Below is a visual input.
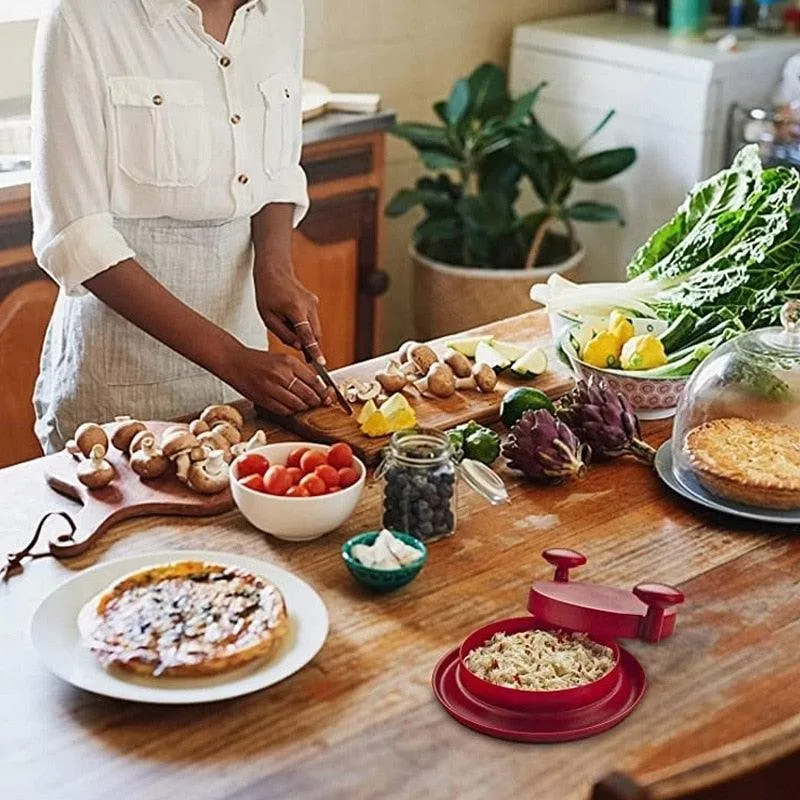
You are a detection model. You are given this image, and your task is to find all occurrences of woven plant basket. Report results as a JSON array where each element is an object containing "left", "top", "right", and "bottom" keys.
[{"left": 411, "top": 244, "right": 584, "bottom": 341}]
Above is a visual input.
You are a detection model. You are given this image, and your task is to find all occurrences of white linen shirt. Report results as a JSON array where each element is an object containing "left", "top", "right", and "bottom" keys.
[{"left": 31, "top": 0, "right": 309, "bottom": 296}]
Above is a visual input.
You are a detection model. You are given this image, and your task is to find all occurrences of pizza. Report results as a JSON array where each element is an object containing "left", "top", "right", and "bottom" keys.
[
  {"left": 685, "top": 418, "right": 800, "bottom": 510},
  {"left": 78, "top": 561, "right": 288, "bottom": 677}
]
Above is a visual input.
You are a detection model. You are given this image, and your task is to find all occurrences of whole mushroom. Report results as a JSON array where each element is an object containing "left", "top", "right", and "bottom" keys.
[
  {"left": 130, "top": 434, "right": 169, "bottom": 479},
  {"left": 444, "top": 349, "right": 472, "bottom": 379},
  {"left": 189, "top": 419, "right": 210, "bottom": 436},
  {"left": 211, "top": 421, "right": 242, "bottom": 446},
  {"left": 396, "top": 342, "right": 438, "bottom": 377},
  {"left": 187, "top": 450, "right": 230, "bottom": 495},
  {"left": 161, "top": 429, "right": 201, "bottom": 483},
  {"left": 110, "top": 417, "right": 147, "bottom": 452},
  {"left": 455, "top": 363, "right": 498, "bottom": 394},
  {"left": 77, "top": 444, "right": 115, "bottom": 490},
  {"left": 74, "top": 422, "right": 109, "bottom": 458},
  {"left": 200, "top": 404, "right": 244, "bottom": 431},
  {"left": 128, "top": 429, "right": 153, "bottom": 455},
  {"left": 375, "top": 367, "right": 408, "bottom": 395},
  {"left": 414, "top": 362, "right": 456, "bottom": 398},
  {"left": 198, "top": 429, "right": 233, "bottom": 463}
]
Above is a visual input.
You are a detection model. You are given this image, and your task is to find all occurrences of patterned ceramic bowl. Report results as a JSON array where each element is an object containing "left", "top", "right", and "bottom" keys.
[
  {"left": 558, "top": 321, "right": 688, "bottom": 421},
  {"left": 342, "top": 531, "right": 427, "bottom": 593}
]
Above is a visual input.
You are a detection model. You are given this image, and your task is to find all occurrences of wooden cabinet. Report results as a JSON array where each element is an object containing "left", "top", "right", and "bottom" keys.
[{"left": 0, "top": 127, "right": 390, "bottom": 466}]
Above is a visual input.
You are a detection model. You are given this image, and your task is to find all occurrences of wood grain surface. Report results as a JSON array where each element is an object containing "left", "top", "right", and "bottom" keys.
[
  {"left": 272, "top": 312, "right": 574, "bottom": 464},
  {"left": 1, "top": 313, "right": 799, "bottom": 800},
  {"left": 43, "top": 421, "right": 233, "bottom": 559}
]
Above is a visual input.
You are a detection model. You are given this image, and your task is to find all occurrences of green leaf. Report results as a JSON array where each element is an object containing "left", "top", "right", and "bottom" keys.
[
  {"left": 446, "top": 79, "right": 471, "bottom": 125},
  {"left": 478, "top": 151, "right": 522, "bottom": 199},
  {"left": 573, "top": 110, "right": 616, "bottom": 154},
  {"left": 467, "top": 63, "right": 509, "bottom": 122},
  {"left": 433, "top": 101, "right": 449, "bottom": 124},
  {"left": 414, "top": 215, "right": 462, "bottom": 245},
  {"left": 420, "top": 150, "right": 462, "bottom": 170},
  {"left": 568, "top": 201, "right": 625, "bottom": 225},
  {"left": 506, "top": 82, "right": 546, "bottom": 126},
  {"left": 574, "top": 148, "right": 636, "bottom": 182},
  {"left": 457, "top": 192, "right": 515, "bottom": 238},
  {"left": 518, "top": 210, "right": 550, "bottom": 235},
  {"left": 385, "top": 188, "right": 453, "bottom": 217},
  {"left": 390, "top": 122, "right": 451, "bottom": 152}
]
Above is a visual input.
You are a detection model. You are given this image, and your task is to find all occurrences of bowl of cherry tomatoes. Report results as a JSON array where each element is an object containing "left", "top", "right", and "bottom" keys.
[{"left": 230, "top": 441, "right": 366, "bottom": 541}]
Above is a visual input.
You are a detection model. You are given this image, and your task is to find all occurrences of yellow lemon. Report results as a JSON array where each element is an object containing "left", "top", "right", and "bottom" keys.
[
  {"left": 582, "top": 330, "right": 623, "bottom": 369},
  {"left": 620, "top": 334, "right": 668, "bottom": 371},
  {"left": 357, "top": 399, "right": 378, "bottom": 425},
  {"left": 608, "top": 310, "right": 635, "bottom": 345},
  {"left": 360, "top": 410, "right": 391, "bottom": 438}
]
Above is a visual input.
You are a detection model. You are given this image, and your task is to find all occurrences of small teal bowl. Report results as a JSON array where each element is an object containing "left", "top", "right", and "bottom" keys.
[{"left": 341, "top": 531, "right": 427, "bottom": 593}]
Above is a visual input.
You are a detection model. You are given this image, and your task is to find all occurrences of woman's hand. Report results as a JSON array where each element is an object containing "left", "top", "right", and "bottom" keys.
[
  {"left": 225, "top": 346, "right": 332, "bottom": 416},
  {"left": 255, "top": 264, "right": 326, "bottom": 365}
]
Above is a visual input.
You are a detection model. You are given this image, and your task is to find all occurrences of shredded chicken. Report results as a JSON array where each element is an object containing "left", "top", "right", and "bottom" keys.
[{"left": 464, "top": 629, "right": 614, "bottom": 691}]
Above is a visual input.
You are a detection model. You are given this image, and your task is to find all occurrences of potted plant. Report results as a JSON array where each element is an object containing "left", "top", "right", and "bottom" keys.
[{"left": 387, "top": 63, "right": 637, "bottom": 340}]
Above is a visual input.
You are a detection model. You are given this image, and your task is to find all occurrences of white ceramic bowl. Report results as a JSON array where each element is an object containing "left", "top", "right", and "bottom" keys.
[{"left": 230, "top": 442, "right": 366, "bottom": 542}]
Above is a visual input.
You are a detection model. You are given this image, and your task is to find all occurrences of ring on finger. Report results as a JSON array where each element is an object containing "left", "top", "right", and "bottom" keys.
[
  {"left": 287, "top": 376, "right": 299, "bottom": 392},
  {"left": 293, "top": 320, "right": 311, "bottom": 329}
]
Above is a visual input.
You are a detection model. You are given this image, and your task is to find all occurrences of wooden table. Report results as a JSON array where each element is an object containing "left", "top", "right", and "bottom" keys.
[{"left": 2, "top": 314, "right": 799, "bottom": 800}]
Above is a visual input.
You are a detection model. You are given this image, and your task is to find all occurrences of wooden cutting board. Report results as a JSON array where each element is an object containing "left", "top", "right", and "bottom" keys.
[
  {"left": 265, "top": 312, "right": 573, "bottom": 465},
  {"left": 43, "top": 421, "right": 233, "bottom": 559}
]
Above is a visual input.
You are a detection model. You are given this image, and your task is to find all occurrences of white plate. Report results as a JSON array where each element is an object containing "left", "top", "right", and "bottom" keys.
[{"left": 31, "top": 550, "right": 329, "bottom": 704}]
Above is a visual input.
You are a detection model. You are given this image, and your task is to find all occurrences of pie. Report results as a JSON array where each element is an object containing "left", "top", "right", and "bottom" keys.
[
  {"left": 684, "top": 418, "right": 800, "bottom": 510},
  {"left": 78, "top": 561, "right": 288, "bottom": 677}
]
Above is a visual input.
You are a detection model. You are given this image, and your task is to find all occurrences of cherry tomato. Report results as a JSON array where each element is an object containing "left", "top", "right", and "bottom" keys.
[
  {"left": 327, "top": 442, "right": 354, "bottom": 470},
  {"left": 239, "top": 473, "right": 266, "bottom": 492},
  {"left": 286, "top": 447, "right": 310, "bottom": 469},
  {"left": 300, "top": 450, "right": 328, "bottom": 474},
  {"left": 287, "top": 467, "right": 303, "bottom": 486},
  {"left": 314, "top": 464, "right": 340, "bottom": 488},
  {"left": 337, "top": 467, "right": 359, "bottom": 488},
  {"left": 326, "top": 486, "right": 342, "bottom": 494},
  {"left": 237, "top": 453, "right": 270, "bottom": 478},
  {"left": 286, "top": 485, "right": 310, "bottom": 498},
  {"left": 263, "top": 465, "right": 293, "bottom": 496},
  {"left": 299, "top": 473, "right": 326, "bottom": 496}
]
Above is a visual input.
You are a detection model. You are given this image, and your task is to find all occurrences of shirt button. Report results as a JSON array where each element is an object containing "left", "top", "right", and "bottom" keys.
[
  {"left": 219, "top": 56, "right": 231, "bottom": 68},
  {"left": 230, "top": 113, "right": 242, "bottom": 125},
  {"left": 237, "top": 174, "right": 249, "bottom": 185},
  {"left": 152, "top": 94, "right": 164, "bottom": 106}
]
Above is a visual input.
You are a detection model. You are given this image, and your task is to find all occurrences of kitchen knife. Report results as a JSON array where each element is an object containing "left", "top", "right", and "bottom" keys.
[{"left": 304, "top": 348, "right": 353, "bottom": 415}]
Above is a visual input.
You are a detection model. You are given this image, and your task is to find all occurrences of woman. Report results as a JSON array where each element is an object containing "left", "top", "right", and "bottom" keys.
[{"left": 31, "top": 0, "right": 330, "bottom": 453}]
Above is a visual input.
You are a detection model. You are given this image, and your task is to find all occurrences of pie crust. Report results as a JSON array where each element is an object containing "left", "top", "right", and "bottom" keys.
[
  {"left": 78, "top": 561, "right": 288, "bottom": 677},
  {"left": 685, "top": 418, "right": 800, "bottom": 510}
]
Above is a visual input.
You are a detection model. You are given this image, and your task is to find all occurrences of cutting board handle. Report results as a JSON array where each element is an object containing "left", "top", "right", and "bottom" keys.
[{"left": 47, "top": 501, "right": 121, "bottom": 558}]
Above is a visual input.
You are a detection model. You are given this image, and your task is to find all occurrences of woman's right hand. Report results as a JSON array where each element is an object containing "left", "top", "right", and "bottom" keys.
[{"left": 226, "top": 347, "right": 332, "bottom": 416}]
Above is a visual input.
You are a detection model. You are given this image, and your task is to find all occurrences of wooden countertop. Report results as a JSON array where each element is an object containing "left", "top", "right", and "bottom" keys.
[{"left": 1, "top": 312, "right": 799, "bottom": 800}]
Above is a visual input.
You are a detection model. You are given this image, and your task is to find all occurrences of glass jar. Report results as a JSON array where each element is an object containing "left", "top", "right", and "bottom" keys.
[{"left": 377, "top": 429, "right": 508, "bottom": 543}]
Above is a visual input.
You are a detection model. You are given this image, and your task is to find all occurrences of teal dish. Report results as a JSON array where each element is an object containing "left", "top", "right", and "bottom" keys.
[{"left": 342, "top": 531, "right": 427, "bottom": 593}]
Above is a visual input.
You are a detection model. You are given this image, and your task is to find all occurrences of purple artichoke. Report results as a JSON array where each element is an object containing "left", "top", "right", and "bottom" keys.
[
  {"left": 502, "top": 409, "right": 591, "bottom": 484},
  {"left": 556, "top": 376, "right": 656, "bottom": 464}
]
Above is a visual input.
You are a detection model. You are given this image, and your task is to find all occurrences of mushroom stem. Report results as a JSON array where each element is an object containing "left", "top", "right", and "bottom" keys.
[
  {"left": 414, "top": 362, "right": 456, "bottom": 398},
  {"left": 454, "top": 363, "right": 498, "bottom": 393},
  {"left": 187, "top": 450, "right": 230, "bottom": 494},
  {"left": 77, "top": 444, "right": 115, "bottom": 490}
]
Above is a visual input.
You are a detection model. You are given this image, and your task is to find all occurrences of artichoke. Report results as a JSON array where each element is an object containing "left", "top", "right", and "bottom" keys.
[
  {"left": 502, "top": 409, "right": 591, "bottom": 484},
  {"left": 556, "top": 376, "right": 656, "bottom": 464}
]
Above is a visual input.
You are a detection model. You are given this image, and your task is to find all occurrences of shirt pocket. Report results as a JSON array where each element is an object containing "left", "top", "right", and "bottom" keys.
[
  {"left": 108, "top": 76, "right": 210, "bottom": 188},
  {"left": 258, "top": 72, "right": 301, "bottom": 177}
]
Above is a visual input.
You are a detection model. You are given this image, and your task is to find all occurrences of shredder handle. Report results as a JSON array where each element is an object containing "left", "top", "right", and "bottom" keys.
[
  {"left": 542, "top": 548, "right": 587, "bottom": 583},
  {"left": 634, "top": 583, "right": 685, "bottom": 643}
]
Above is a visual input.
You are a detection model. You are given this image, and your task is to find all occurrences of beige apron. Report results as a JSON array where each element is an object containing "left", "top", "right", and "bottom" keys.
[{"left": 34, "top": 216, "right": 264, "bottom": 454}]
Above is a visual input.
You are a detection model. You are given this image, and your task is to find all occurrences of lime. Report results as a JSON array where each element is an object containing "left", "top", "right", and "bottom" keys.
[{"left": 500, "top": 387, "right": 555, "bottom": 428}]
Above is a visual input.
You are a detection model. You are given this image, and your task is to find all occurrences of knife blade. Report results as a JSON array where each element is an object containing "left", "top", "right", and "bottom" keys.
[{"left": 304, "top": 349, "right": 353, "bottom": 415}]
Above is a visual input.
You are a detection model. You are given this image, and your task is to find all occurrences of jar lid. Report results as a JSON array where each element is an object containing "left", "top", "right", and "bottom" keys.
[{"left": 458, "top": 459, "right": 509, "bottom": 505}]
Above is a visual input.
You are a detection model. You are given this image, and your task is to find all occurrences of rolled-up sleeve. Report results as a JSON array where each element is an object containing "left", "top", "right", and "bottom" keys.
[{"left": 31, "top": 6, "right": 135, "bottom": 296}]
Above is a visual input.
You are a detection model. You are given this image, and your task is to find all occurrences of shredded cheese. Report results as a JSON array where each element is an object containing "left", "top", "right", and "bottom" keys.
[{"left": 464, "top": 629, "right": 614, "bottom": 691}]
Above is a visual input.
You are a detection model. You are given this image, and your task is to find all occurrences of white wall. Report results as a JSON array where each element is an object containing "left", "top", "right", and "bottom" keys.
[{"left": 0, "top": 20, "right": 36, "bottom": 101}]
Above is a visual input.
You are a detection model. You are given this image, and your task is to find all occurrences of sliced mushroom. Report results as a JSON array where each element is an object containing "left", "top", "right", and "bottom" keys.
[
  {"left": 200, "top": 404, "right": 244, "bottom": 430},
  {"left": 110, "top": 417, "right": 147, "bottom": 452},
  {"left": 455, "top": 362, "right": 498, "bottom": 393},
  {"left": 187, "top": 450, "right": 230, "bottom": 495},
  {"left": 74, "top": 423, "right": 109, "bottom": 458},
  {"left": 130, "top": 434, "right": 169, "bottom": 479},
  {"left": 189, "top": 419, "right": 210, "bottom": 436},
  {"left": 356, "top": 381, "right": 382, "bottom": 402},
  {"left": 77, "top": 444, "right": 115, "bottom": 490},
  {"left": 414, "top": 362, "right": 456, "bottom": 398},
  {"left": 211, "top": 421, "right": 242, "bottom": 446},
  {"left": 231, "top": 430, "right": 268, "bottom": 457},
  {"left": 444, "top": 349, "right": 472, "bottom": 379}
]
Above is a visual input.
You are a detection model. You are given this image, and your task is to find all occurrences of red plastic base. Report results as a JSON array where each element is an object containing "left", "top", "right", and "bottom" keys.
[{"left": 432, "top": 645, "right": 646, "bottom": 743}]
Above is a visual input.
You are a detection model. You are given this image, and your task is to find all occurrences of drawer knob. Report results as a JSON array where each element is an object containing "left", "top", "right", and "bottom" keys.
[{"left": 362, "top": 270, "right": 390, "bottom": 297}]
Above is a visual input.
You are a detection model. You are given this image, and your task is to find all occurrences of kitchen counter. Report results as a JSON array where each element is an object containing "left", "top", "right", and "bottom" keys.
[{"left": 1, "top": 311, "right": 799, "bottom": 800}]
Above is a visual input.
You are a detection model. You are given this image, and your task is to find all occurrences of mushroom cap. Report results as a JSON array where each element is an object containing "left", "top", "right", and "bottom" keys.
[
  {"left": 200, "top": 404, "right": 244, "bottom": 430},
  {"left": 472, "top": 362, "right": 498, "bottom": 392},
  {"left": 426, "top": 362, "right": 456, "bottom": 398},
  {"left": 110, "top": 419, "right": 147, "bottom": 451},
  {"left": 212, "top": 421, "right": 242, "bottom": 445},
  {"left": 77, "top": 444, "right": 115, "bottom": 489},
  {"left": 189, "top": 419, "right": 210, "bottom": 436},
  {"left": 375, "top": 370, "right": 407, "bottom": 393},
  {"left": 409, "top": 344, "right": 439, "bottom": 374},
  {"left": 444, "top": 350, "right": 472, "bottom": 378},
  {"left": 74, "top": 423, "right": 109, "bottom": 458},
  {"left": 161, "top": 429, "right": 201, "bottom": 459},
  {"left": 187, "top": 451, "right": 230, "bottom": 494},
  {"left": 128, "top": 429, "right": 154, "bottom": 454},
  {"left": 130, "top": 441, "right": 169, "bottom": 479},
  {"left": 398, "top": 340, "right": 420, "bottom": 363}
]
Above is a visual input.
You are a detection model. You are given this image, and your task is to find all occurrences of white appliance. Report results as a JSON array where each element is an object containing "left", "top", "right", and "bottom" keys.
[{"left": 510, "top": 12, "right": 800, "bottom": 281}]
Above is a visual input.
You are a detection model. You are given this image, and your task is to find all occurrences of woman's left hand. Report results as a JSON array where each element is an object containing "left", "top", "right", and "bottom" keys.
[{"left": 255, "top": 263, "right": 326, "bottom": 365}]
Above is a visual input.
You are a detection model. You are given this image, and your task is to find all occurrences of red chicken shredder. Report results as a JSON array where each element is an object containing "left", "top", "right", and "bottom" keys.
[{"left": 432, "top": 547, "right": 685, "bottom": 743}]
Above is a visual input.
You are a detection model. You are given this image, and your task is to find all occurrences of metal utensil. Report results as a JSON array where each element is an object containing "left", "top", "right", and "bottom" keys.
[{"left": 304, "top": 348, "right": 353, "bottom": 415}]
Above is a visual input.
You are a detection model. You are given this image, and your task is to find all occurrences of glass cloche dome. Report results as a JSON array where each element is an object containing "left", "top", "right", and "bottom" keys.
[{"left": 671, "top": 301, "right": 800, "bottom": 510}]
